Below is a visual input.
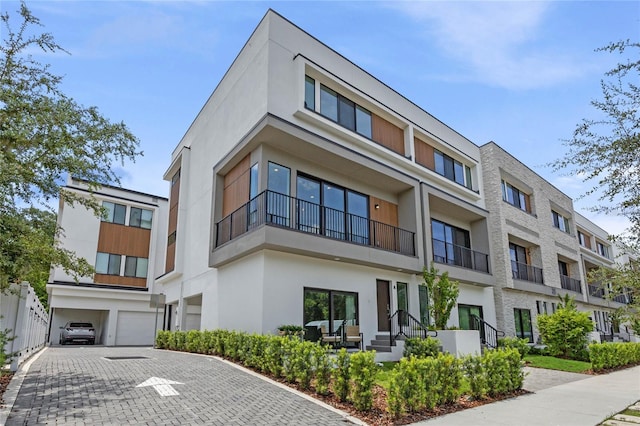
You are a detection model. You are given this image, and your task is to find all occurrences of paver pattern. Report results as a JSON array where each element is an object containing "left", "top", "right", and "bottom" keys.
[{"left": 6, "top": 347, "right": 354, "bottom": 425}]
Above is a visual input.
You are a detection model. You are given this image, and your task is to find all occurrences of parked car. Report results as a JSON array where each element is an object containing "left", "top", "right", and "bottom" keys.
[{"left": 59, "top": 322, "right": 96, "bottom": 345}]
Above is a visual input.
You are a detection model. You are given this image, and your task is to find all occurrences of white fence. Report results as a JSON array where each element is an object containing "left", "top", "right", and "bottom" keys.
[{"left": 1, "top": 282, "right": 48, "bottom": 371}]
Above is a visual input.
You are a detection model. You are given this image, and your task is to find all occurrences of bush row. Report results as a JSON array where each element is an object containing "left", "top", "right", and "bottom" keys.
[
  {"left": 403, "top": 337, "right": 441, "bottom": 358},
  {"left": 387, "top": 348, "right": 524, "bottom": 418},
  {"left": 155, "top": 330, "right": 377, "bottom": 411},
  {"left": 589, "top": 342, "right": 640, "bottom": 371}
]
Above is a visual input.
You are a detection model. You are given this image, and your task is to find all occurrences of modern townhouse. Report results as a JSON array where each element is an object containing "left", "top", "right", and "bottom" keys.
[
  {"left": 480, "top": 142, "right": 633, "bottom": 343},
  {"left": 155, "top": 9, "right": 497, "bottom": 358},
  {"left": 47, "top": 177, "right": 168, "bottom": 346}
]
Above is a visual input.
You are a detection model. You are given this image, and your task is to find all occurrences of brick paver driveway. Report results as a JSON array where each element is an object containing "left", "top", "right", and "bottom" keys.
[{"left": 6, "top": 347, "right": 356, "bottom": 425}]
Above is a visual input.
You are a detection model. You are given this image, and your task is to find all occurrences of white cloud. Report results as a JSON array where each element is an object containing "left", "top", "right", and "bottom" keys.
[{"left": 389, "top": 1, "right": 586, "bottom": 90}]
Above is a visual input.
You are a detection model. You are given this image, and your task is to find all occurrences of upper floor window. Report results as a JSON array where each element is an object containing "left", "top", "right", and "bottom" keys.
[
  {"left": 171, "top": 169, "right": 181, "bottom": 186},
  {"left": 95, "top": 252, "right": 121, "bottom": 275},
  {"left": 124, "top": 256, "right": 148, "bottom": 278},
  {"left": 578, "top": 231, "right": 586, "bottom": 246},
  {"left": 129, "top": 207, "right": 153, "bottom": 229},
  {"left": 102, "top": 201, "right": 126, "bottom": 225},
  {"left": 318, "top": 83, "right": 372, "bottom": 138},
  {"left": 431, "top": 219, "right": 470, "bottom": 265},
  {"left": 304, "top": 76, "right": 315, "bottom": 110},
  {"left": 552, "top": 210, "right": 570, "bottom": 234},
  {"left": 501, "top": 180, "right": 530, "bottom": 213},
  {"left": 596, "top": 242, "right": 610, "bottom": 258},
  {"left": 434, "top": 150, "right": 472, "bottom": 189}
]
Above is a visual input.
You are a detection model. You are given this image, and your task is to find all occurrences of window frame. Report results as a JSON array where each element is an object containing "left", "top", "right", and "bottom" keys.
[
  {"left": 552, "top": 210, "right": 570, "bottom": 234},
  {"left": 501, "top": 180, "right": 530, "bottom": 212},
  {"left": 129, "top": 207, "right": 153, "bottom": 229},
  {"left": 124, "top": 256, "right": 148, "bottom": 278},
  {"left": 303, "top": 287, "right": 359, "bottom": 340},
  {"left": 317, "top": 82, "right": 372, "bottom": 139},
  {"left": 95, "top": 252, "right": 121, "bottom": 275},
  {"left": 102, "top": 201, "right": 126, "bottom": 225},
  {"left": 433, "top": 149, "right": 471, "bottom": 188},
  {"left": 514, "top": 308, "right": 533, "bottom": 342}
]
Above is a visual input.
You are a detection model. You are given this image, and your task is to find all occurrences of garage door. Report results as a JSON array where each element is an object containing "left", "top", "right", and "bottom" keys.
[{"left": 115, "top": 311, "right": 156, "bottom": 346}]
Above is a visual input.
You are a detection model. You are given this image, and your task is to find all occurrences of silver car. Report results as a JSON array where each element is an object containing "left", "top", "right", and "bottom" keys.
[{"left": 59, "top": 322, "right": 96, "bottom": 345}]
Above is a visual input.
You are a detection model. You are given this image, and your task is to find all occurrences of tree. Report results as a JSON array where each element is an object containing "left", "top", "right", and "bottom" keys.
[
  {"left": 537, "top": 294, "right": 593, "bottom": 360},
  {"left": 0, "top": 2, "right": 141, "bottom": 297},
  {"left": 422, "top": 265, "right": 459, "bottom": 329},
  {"left": 553, "top": 40, "right": 640, "bottom": 248},
  {"left": 588, "top": 264, "right": 640, "bottom": 334}
]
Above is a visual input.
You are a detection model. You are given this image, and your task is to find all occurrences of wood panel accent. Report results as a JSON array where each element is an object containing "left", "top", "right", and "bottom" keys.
[
  {"left": 414, "top": 137, "right": 435, "bottom": 170},
  {"left": 222, "top": 155, "right": 251, "bottom": 217},
  {"left": 97, "top": 222, "right": 151, "bottom": 257},
  {"left": 372, "top": 114, "right": 404, "bottom": 155},
  {"left": 584, "top": 234, "right": 592, "bottom": 249},
  {"left": 165, "top": 242, "right": 176, "bottom": 273},
  {"left": 370, "top": 197, "right": 398, "bottom": 227},
  {"left": 94, "top": 274, "right": 147, "bottom": 288},
  {"left": 524, "top": 194, "right": 532, "bottom": 214},
  {"left": 166, "top": 169, "right": 180, "bottom": 273}
]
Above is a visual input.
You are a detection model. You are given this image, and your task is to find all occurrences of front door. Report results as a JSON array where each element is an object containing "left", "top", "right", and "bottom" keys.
[{"left": 376, "top": 280, "right": 390, "bottom": 331}]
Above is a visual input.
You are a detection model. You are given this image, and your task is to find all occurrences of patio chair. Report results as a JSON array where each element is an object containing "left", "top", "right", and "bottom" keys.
[
  {"left": 320, "top": 325, "right": 341, "bottom": 348},
  {"left": 345, "top": 325, "right": 363, "bottom": 350}
]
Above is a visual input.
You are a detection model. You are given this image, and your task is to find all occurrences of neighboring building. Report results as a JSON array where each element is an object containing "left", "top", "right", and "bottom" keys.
[
  {"left": 155, "top": 9, "right": 497, "bottom": 355},
  {"left": 47, "top": 177, "right": 168, "bottom": 346},
  {"left": 480, "top": 142, "right": 629, "bottom": 342}
]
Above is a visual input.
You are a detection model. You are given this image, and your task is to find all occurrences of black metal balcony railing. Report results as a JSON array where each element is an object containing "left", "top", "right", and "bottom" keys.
[
  {"left": 432, "top": 239, "right": 490, "bottom": 273},
  {"left": 588, "top": 284, "right": 605, "bottom": 299},
  {"left": 511, "top": 260, "right": 544, "bottom": 284},
  {"left": 215, "top": 190, "right": 416, "bottom": 256},
  {"left": 613, "top": 294, "right": 629, "bottom": 304},
  {"left": 560, "top": 275, "right": 582, "bottom": 293}
]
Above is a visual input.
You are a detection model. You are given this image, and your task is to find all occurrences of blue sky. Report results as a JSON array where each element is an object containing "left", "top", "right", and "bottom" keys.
[{"left": 4, "top": 1, "right": 638, "bottom": 235}]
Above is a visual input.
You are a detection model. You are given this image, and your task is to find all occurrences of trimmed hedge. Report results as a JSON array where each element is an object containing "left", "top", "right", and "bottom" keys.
[
  {"left": 388, "top": 348, "right": 524, "bottom": 417},
  {"left": 403, "top": 336, "right": 441, "bottom": 358},
  {"left": 497, "top": 337, "right": 530, "bottom": 358},
  {"left": 589, "top": 342, "right": 640, "bottom": 371},
  {"left": 156, "top": 329, "right": 377, "bottom": 411}
]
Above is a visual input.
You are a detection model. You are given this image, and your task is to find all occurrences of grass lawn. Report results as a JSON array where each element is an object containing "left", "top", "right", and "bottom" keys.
[
  {"left": 524, "top": 354, "right": 591, "bottom": 373},
  {"left": 375, "top": 361, "right": 396, "bottom": 390}
]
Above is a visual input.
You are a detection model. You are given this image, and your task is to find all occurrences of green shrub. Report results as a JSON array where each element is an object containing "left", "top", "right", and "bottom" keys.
[
  {"left": 589, "top": 342, "right": 640, "bottom": 371},
  {"left": 155, "top": 330, "right": 170, "bottom": 349},
  {"left": 434, "top": 353, "right": 463, "bottom": 404},
  {"left": 313, "top": 344, "right": 332, "bottom": 395},
  {"left": 264, "top": 336, "right": 284, "bottom": 378},
  {"left": 387, "top": 357, "right": 428, "bottom": 416},
  {"left": 537, "top": 297, "right": 593, "bottom": 360},
  {"left": 463, "top": 354, "right": 488, "bottom": 399},
  {"left": 484, "top": 348, "right": 524, "bottom": 396},
  {"left": 293, "top": 341, "right": 315, "bottom": 389},
  {"left": 403, "top": 337, "right": 440, "bottom": 358},
  {"left": 349, "top": 351, "right": 377, "bottom": 411},
  {"left": 185, "top": 330, "right": 202, "bottom": 353},
  {"left": 333, "top": 348, "right": 351, "bottom": 402},
  {"left": 281, "top": 336, "right": 299, "bottom": 383},
  {"left": 497, "top": 337, "right": 530, "bottom": 358}
]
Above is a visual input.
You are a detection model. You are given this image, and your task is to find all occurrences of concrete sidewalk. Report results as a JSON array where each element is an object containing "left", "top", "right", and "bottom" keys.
[{"left": 415, "top": 365, "right": 640, "bottom": 425}]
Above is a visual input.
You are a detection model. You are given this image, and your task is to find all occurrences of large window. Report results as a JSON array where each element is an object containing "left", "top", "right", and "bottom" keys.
[
  {"left": 319, "top": 83, "right": 372, "bottom": 138},
  {"left": 514, "top": 308, "right": 533, "bottom": 342},
  {"left": 431, "top": 219, "right": 471, "bottom": 267},
  {"left": 296, "top": 174, "right": 369, "bottom": 243},
  {"left": 418, "top": 285, "right": 429, "bottom": 325},
  {"left": 552, "top": 210, "right": 570, "bottom": 233},
  {"left": 129, "top": 207, "right": 153, "bottom": 229},
  {"left": 267, "top": 162, "right": 290, "bottom": 226},
  {"left": 501, "top": 180, "right": 530, "bottom": 212},
  {"left": 558, "top": 260, "right": 569, "bottom": 277},
  {"left": 434, "top": 150, "right": 472, "bottom": 189},
  {"left": 596, "top": 242, "right": 610, "bottom": 258},
  {"left": 124, "top": 256, "right": 148, "bottom": 278},
  {"left": 102, "top": 201, "right": 126, "bottom": 225},
  {"left": 458, "top": 304, "right": 484, "bottom": 341},
  {"left": 303, "top": 288, "right": 358, "bottom": 342},
  {"left": 95, "top": 252, "right": 121, "bottom": 275}
]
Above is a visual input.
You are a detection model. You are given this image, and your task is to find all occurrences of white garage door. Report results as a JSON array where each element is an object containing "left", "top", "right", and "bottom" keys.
[{"left": 115, "top": 311, "right": 156, "bottom": 346}]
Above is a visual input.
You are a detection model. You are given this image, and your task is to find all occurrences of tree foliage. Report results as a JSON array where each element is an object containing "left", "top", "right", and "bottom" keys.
[
  {"left": 422, "top": 265, "right": 459, "bottom": 329},
  {"left": 553, "top": 40, "right": 640, "bottom": 247},
  {"left": 588, "top": 263, "right": 640, "bottom": 333},
  {"left": 537, "top": 295, "right": 593, "bottom": 360},
  {"left": 0, "top": 2, "right": 141, "bottom": 296}
]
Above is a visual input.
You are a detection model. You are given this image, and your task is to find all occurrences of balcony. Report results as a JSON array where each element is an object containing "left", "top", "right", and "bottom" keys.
[
  {"left": 612, "top": 293, "right": 629, "bottom": 304},
  {"left": 432, "top": 239, "right": 490, "bottom": 273},
  {"left": 511, "top": 261, "right": 544, "bottom": 284},
  {"left": 588, "top": 283, "right": 605, "bottom": 299},
  {"left": 215, "top": 190, "right": 415, "bottom": 256},
  {"left": 560, "top": 275, "right": 582, "bottom": 293}
]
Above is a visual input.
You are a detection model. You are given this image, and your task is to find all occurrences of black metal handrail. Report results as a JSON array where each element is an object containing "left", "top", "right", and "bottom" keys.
[
  {"left": 470, "top": 314, "right": 504, "bottom": 349},
  {"left": 215, "top": 190, "right": 416, "bottom": 256},
  {"left": 388, "top": 310, "right": 437, "bottom": 346},
  {"left": 432, "top": 238, "right": 490, "bottom": 273},
  {"left": 612, "top": 293, "right": 629, "bottom": 304},
  {"left": 588, "top": 283, "right": 605, "bottom": 299},
  {"left": 560, "top": 275, "right": 582, "bottom": 293},
  {"left": 511, "top": 260, "right": 544, "bottom": 284}
]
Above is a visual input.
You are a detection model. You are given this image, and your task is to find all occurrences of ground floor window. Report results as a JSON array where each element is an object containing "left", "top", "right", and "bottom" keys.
[
  {"left": 303, "top": 288, "right": 358, "bottom": 342},
  {"left": 514, "top": 308, "right": 533, "bottom": 342},
  {"left": 458, "top": 304, "right": 484, "bottom": 342},
  {"left": 418, "top": 285, "right": 429, "bottom": 325}
]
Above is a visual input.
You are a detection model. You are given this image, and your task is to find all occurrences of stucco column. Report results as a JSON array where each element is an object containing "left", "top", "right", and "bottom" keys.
[{"left": 105, "top": 310, "right": 118, "bottom": 346}]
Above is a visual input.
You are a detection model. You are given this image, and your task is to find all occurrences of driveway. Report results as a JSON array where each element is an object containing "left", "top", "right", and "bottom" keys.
[{"left": 4, "top": 346, "right": 359, "bottom": 425}]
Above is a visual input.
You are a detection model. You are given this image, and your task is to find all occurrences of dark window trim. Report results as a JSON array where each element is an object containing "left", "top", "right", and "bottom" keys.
[{"left": 303, "top": 286, "right": 360, "bottom": 336}]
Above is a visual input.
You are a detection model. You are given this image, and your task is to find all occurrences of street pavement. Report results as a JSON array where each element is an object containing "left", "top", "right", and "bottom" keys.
[{"left": 2, "top": 346, "right": 360, "bottom": 425}]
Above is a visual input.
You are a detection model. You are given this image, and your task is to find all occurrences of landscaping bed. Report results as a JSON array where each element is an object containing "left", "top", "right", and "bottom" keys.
[{"left": 0, "top": 372, "right": 14, "bottom": 407}]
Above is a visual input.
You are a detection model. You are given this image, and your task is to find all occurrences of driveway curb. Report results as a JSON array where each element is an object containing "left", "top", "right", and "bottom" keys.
[{"left": 0, "top": 347, "right": 47, "bottom": 426}]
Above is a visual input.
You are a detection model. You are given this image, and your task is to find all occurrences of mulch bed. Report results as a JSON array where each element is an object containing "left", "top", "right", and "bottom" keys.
[{"left": 0, "top": 372, "right": 14, "bottom": 407}]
